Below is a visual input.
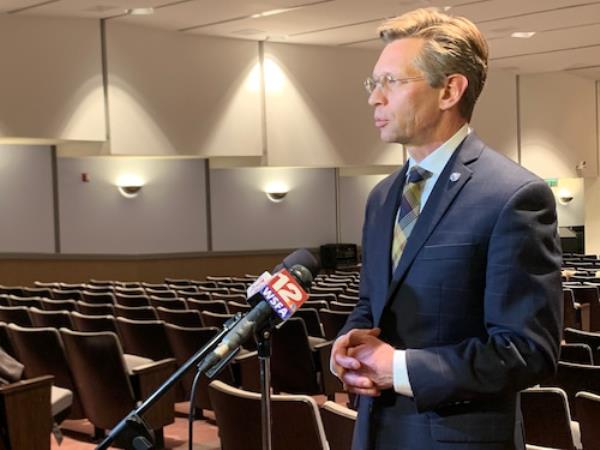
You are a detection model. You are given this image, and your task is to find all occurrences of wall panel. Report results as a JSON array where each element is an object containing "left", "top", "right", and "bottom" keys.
[
  {"left": 0, "top": 145, "right": 55, "bottom": 253},
  {"left": 58, "top": 157, "right": 208, "bottom": 254},
  {"left": 210, "top": 167, "right": 336, "bottom": 251}
]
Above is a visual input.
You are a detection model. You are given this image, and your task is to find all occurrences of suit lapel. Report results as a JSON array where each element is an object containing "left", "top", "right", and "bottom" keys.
[{"left": 385, "top": 134, "right": 484, "bottom": 305}]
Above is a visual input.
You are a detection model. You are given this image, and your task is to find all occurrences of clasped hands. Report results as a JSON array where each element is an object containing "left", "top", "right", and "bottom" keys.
[{"left": 331, "top": 327, "right": 395, "bottom": 396}]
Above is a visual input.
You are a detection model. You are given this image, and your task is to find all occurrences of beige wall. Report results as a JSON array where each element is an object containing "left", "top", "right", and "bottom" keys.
[{"left": 0, "top": 16, "right": 105, "bottom": 141}]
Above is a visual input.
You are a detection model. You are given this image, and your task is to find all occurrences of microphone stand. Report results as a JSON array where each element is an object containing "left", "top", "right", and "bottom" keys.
[
  {"left": 256, "top": 327, "right": 274, "bottom": 450},
  {"left": 95, "top": 314, "right": 244, "bottom": 450}
]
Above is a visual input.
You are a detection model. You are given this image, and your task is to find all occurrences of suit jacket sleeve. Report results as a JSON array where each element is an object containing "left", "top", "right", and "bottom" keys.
[{"left": 406, "top": 179, "right": 562, "bottom": 412}]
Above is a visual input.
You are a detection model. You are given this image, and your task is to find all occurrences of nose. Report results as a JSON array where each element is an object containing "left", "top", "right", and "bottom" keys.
[{"left": 368, "top": 87, "right": 385, "bottom": 107}]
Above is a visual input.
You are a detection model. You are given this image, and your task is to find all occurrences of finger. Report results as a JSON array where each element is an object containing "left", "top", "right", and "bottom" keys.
[
  {"left": 347, "top": 330, "right": 381, "bottom": 347},
  {"left": 345, "top": 386, "right": 381, "bottom": 397},
  {"left": 341, "top": 370, "right": 373, "bottom": 389},
  {"left": 335, "top": 353, "right": 361, "bottom": 370}
]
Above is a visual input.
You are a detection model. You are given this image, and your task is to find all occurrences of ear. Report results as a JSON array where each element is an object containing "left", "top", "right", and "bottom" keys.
[{"left": 438, "top": 74, "right": 468, "bottom": 112}]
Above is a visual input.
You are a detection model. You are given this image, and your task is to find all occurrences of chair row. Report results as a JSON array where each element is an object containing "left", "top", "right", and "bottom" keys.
[
  {"left": 3, "top": 323, "right": 176, "bottom": 443},
  {"left": 0, "top": 301, "right": 351, "bottom": 342}
]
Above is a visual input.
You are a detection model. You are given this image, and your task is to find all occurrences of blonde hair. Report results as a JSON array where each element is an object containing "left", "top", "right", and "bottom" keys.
[{"left": 379, "top": 8, "right": 488, "bottom": 120}]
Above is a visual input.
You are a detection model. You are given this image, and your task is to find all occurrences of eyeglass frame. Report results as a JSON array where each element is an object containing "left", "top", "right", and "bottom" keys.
[{"left": 363, "top": 74, "right": 426, "bottom": 94}]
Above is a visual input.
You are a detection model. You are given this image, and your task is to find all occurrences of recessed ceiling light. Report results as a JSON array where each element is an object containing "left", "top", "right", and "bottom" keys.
[
  {"left": 443, "top": 6, "right": 452, "bottom": 11},
  {"left": 250, "top": 8, "right": 291, "bottom": 18},
  {"left": 126, "top": 7, "right": 155, "bottom": 16},
  {"left": 511, "top": 31, "right": 536, "bottom": 39}
]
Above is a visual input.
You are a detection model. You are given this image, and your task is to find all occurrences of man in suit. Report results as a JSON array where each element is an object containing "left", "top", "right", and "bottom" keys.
[{"left": 331, "top": 8, "right": 562, "bottom": 450}]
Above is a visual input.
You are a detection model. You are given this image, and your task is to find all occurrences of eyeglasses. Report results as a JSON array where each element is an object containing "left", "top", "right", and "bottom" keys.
[{"left": 363, "top": 74, "right": 425, "bottom": 94}]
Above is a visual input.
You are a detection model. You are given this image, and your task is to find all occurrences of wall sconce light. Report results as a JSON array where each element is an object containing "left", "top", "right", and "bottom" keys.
[
  {"left": 264, "top": 181, "right": 289, "bottom": 203},
  {"left": 116, "top": 174, "right": 144, "bottom": 198},
  {"left": 558, "top": 187, "right": 574, "bottom": 205}
]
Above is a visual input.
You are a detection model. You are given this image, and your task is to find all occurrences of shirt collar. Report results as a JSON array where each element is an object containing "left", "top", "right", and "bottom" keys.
[{"left": 406, "top": 124, "right": 470, "bottom": 177}]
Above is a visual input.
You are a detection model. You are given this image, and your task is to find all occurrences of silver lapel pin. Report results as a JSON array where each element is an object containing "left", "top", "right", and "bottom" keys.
[{"left": 449, "top": 172, "right": 461, "bottom": 182}]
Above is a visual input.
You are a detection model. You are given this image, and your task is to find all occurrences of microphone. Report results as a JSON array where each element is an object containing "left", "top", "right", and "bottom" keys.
[{"left": 198, "top": 251, "right": 319, "bottom": 373}]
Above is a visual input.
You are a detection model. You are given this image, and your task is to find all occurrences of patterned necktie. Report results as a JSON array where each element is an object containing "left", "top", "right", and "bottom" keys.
[{"left": 391, "top": 165, "right": 432, "bottom": 269}]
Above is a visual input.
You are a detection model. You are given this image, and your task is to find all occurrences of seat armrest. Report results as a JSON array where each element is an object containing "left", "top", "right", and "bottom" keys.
[
  {"left": 130, "top": 358, "right": 176, "bottom": 376},
  {"left": 313, "top": 340, "right": 334, "bottom": 351},
  {"left": 130, "top": 359, "right": 177, "bottom": 431}
]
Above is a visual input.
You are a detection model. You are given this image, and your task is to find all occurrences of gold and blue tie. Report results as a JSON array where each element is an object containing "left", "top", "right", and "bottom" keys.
[{"left": 391, "top": 166, "right": 432, "bottom": 269}]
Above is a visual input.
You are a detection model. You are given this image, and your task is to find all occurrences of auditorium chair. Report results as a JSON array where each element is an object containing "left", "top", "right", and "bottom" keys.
[
  {"left": 7, "top": 296, "right": 44, "bottom": 309},
  {"left": 60, "top": 328, "right": 176, "bottom": 443},
  {"left": 563, "top": 289, "right": 582, "bottom": 330},
  {"left": 81, "top": 290, "right": 116, "bottom": 305},
  {"left": 40, "top": 298, "right": 77, "bottom": 312},
  {"left": 320, "top": 309, "right": 350, "bottom": 341},
  {"left": 20, "top": 286, "right": 53, "bottom": 298},
  {"left": 29, "top": 307, "right": 74, "bottom": 329},
  {"left": 113, "top": 281, "right": 142, "bottom": 289},
  {"left": 115, "top": 318, "right": 172, "bottom": 362},
  {"left": 196, "top": 286, "right": 229, "bottom": 296},
  {"left": 563, "top": 328, "right": 600, "bottom": 364},
  {"left": 114, "top": 287, "right": 146, "bottom": 297},
  {"left": 114, "top": 304, "right": 159, "bottom": 321},
  {"left": 227, "top": 301, "right": 251, "bottom": 314},
  {"left": 199, "top": 311, "right": 233, "bottom": 329},
  {"left": 186, "top": 298, "right": 230, "bottom": 314},
  {"left": 148, "top": 296, "right": 187, "bottom": 310},
  {"left": 164, "top": 277, "right": 193, "bottom": 286},
  {"left": 0, "top": 306, "right": 32, "bottom": 327},
  {"left": 145, "top": 289, "right": 177, "bottom": 299},
  {"left": 0, "top": 295, "right": 9, "bottom": 307},
  {"left": 7, "top": 324, "right": 85, "bottom": 419},
  {"left": 51, "top": 289, "right": 82, "bottom": 301},
  {"left": 520, "top": 387, "right": 579, "bottom": 450},
  {"left": 59, "top": 282, "right": 87, "bottom": 291},
  {"left": 575, "top": 391, "right": 600, "bottom": 450},
  {"left": 114, "top": 293, "right": 151, "bottom": 308},
  {"left": 156, "top": 306, "right": 203, "bottom": 327},
  {"left": 320, "top": 400, "right": 357, "bottom": 450},
  {"left": 141, "top": 282, "right": 170, "bottom": 291},
  {"left": 294, "top": 308, "right": 325, "bottom": 338},
  {"left": 553, "top": 361, "right": 600, "bottom": 419},
  {"left": 178, "top": 290, "right": 211, "bottom": 301},
  {"left": 306, "top": 292, "right": 336, "bottom": 305},
  {"left": 70, "top": 311, "right": 118, "bottom": 334},
  {"left": 163, "top": 323, "right": 236, "bottom": 414},
  {"left": 271, "top": 318, "right": 324, "bottom": 395},
  {"left": 75, "top": 301, "right": 115, "bottom": 316},
  {"left": 0, "top": 286, "right": 23, "bottom": 296},
  {"left": 210, "top": 293, "right": 246, "bottom": 303},
  {"left": 33, "top": 281, "right": 58, "bottom": 289},
  {"left": 303, "top": 300, "right": 330, "bottom": 311},
  {"left": 329, "top": 301, "right": 355, "bottom": 312},
  {"left": 567, "top": 285, "right": 600, "bottom": 331},
  {"left": 208, "top": 380, "right": 328, "bottom": 450},
  {"left": 560, "top": 343, "right": 594, "bottom": 365}
]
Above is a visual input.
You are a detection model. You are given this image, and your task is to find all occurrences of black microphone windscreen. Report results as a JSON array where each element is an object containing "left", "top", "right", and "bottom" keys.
[{"left": 281, "top": 248, "right": 320, "bottom": 278}]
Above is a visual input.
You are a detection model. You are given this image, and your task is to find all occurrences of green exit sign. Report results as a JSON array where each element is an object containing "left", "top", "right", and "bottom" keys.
[{"left": 545, "top": 178, "right": 558, "bottom": 187}]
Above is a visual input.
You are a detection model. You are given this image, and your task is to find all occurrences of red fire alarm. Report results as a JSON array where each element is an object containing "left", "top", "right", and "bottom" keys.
[{"left": 81, "top": 173, "right": 90, "bottom": 182}]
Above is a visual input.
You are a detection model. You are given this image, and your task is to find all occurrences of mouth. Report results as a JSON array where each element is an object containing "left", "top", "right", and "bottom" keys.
[{"left": 374, "top": 119, "right": 388, "bottom": 128}]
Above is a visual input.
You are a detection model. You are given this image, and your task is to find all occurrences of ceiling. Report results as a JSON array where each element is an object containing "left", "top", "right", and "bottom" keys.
[{"left": 2, "top": 0, "right": 600, "bottom": 79}]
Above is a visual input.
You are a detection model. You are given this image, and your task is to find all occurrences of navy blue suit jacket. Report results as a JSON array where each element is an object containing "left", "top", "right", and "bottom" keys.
[{"left": 341, "top": 134, "right": 562, "bottom": 450}]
